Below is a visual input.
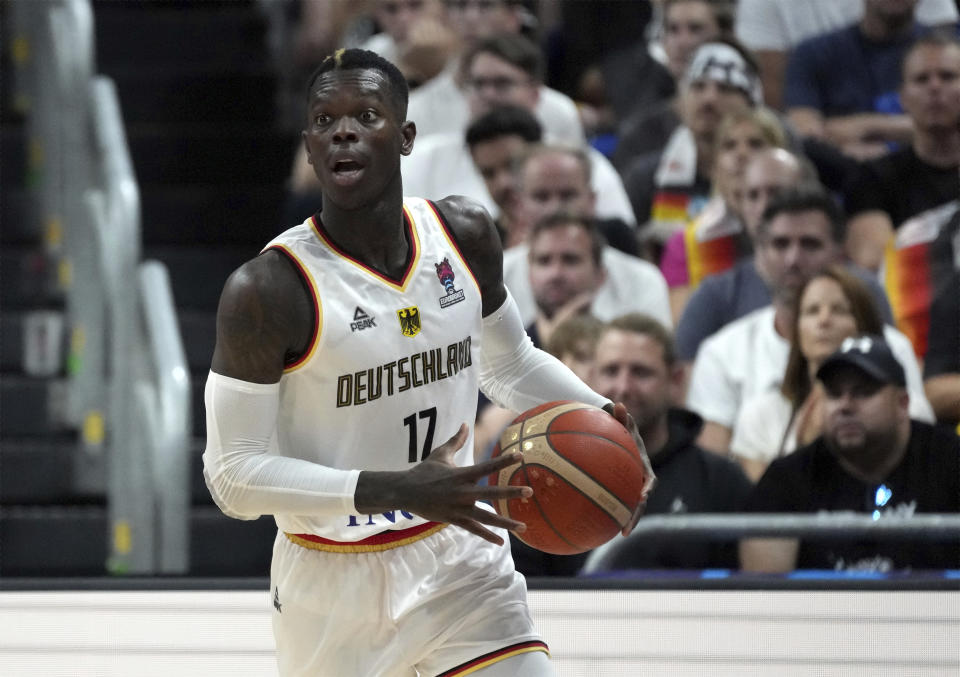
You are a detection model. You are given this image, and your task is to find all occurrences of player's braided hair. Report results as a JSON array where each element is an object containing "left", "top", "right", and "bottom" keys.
[{"left": 305, "top": 48, "right": 410, "bottom": 119}]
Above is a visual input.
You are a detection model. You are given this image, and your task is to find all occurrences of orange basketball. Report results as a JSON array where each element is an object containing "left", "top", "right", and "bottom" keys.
[{"left": 488, "top": 400, "right": 647, "bottom": 555}]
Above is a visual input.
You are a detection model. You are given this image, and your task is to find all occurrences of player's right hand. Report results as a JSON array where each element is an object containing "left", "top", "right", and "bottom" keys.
[
  {"left": 406, "top": 424, "right": 533, "bottom": 545},
  {"left": 604, "top": 402, "right": 656, "bottom": 537},
  {"left": 355, "top": 424, "right": 533, "bottom": 546}
]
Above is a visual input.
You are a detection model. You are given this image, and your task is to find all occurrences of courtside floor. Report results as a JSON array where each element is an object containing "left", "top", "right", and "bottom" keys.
[{"left": 1, "top": 575, "right": 958, "bottom": 676}]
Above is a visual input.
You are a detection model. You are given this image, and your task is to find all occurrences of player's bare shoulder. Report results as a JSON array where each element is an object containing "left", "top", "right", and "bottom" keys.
[
  {"left": 433, "top": 195, "right": 506, "bottom": 313},
  {"left": 212, "top": 249, "right": 314, "bottom": 383}
]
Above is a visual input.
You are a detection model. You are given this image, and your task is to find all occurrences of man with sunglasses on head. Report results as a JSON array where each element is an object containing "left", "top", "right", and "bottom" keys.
[{"left": 739, "top": 334, "right": 959, "bottom": 573}]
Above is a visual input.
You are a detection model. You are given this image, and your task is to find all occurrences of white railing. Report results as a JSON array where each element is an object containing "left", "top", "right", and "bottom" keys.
[
  {"left": 138, "top": 262, "right": 192, "bottom": 573},
  {"left": 11, "top": 0, "right": 191, "bottom": 574},
  {"left": 583, "top": 513, "right": 960, "bottom": 573}
]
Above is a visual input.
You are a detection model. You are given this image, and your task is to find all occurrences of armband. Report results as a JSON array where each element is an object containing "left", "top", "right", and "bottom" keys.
[
  {"left": 203, "top": 371, "right": 360, "bottom": 519},
  {"left": 478, "top": 290, "right": 610, "bottom": 413}
]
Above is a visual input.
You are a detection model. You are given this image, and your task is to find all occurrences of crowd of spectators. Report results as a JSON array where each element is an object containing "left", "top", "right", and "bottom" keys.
[{"left": 280, "top": 0, "right": 960, "bottom": 575}]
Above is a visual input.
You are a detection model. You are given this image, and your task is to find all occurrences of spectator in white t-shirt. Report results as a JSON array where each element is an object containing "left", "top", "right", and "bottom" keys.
[
  {"left": 406, "top": 0, "right": 585, "bottom": 145},
  {"left": 686, "top": 185, "right": 933, "bottom": 454},
  {"left": 403, "top": 34, "right": 636, "bottom": 225}
]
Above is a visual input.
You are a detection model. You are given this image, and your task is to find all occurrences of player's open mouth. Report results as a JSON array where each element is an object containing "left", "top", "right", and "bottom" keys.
[{"left": 331, "top": 159, "right": 365, "bottom": 185}]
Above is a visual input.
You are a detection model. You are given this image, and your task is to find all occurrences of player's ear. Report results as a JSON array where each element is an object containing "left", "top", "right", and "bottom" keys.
[{"left": 400, "top": 120, "right": 417, "bottom": 156}]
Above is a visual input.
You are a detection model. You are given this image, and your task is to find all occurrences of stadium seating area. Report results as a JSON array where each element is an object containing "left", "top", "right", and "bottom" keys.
[{"left": 1, "top": 0, "right": 293, "bottom": 576}]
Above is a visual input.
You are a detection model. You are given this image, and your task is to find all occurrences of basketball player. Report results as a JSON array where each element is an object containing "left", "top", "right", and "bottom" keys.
[{"left": 203, "top": 49, "right": 653, "bottom": 677}]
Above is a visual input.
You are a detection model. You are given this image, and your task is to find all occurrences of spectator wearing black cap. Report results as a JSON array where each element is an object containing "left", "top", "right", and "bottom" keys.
[{"left": 740, "top": 334, "right": 960, "bottom": 573}]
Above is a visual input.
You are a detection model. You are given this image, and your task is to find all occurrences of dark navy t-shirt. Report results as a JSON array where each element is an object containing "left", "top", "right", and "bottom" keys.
[{"left": 785, "top": 23, "right": 923, "bottom": 116}]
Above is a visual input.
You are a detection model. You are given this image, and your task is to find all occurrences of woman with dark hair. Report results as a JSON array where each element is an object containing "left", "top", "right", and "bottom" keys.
[{"left": 731, "top": 265, "right": 931, "bottom": 481}]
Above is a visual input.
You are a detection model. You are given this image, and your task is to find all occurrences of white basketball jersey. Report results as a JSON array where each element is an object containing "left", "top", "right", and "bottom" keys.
[{"left": 262, "top": 197, "right": 483, "bottom": 541}]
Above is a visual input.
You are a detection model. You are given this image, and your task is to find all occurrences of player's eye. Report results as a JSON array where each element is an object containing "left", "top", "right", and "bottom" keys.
[
  {"left": 360, "top": 110, "right": 379, "bottom": 123},
  {"left": 314, "top": 113, "right": 331, "bottom": 126}
]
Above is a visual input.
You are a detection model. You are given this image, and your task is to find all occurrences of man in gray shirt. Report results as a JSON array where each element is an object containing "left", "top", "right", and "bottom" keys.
[{"left": 676, "top": 149, "right": 892, "bottom": 361}]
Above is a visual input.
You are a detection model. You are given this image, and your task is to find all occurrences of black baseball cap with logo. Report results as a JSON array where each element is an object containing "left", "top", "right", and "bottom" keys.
[{"left": 816, "top": 334, "right": 906, "bottom": 387}]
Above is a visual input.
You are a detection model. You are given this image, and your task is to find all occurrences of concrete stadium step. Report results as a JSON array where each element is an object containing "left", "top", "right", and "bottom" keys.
[
  {"left": 0, "top": 309, "right": 69, "bottom": 374},
  {"left": 140, "top": 184, "right": 287, "bottom": 247},
  {"left": 189, "top": 506, "right": 276, "bottom": 576},
  {"left": 4, "top": 179, "right": 289, "bottom": 248},
  {"left": 189, "top": 438, "right": 212, "bottom": 507},
  {"left": 0, "top": 505, "right": 108, "bottom": 576},
  {"left": 190, "top": 378, "right": 206, "bottom": 439},
  {"left": 0, "top": 504, "right": 277, "bottom": 577},
  {"left": 0, "top": 376, "right": 68, "bottom": 438},
  {"left": 1, "top": 125, "right": 26, "bottom": 189},
  {"left": 178, "top": 309, "right": 217, "bottom": 374},
  {"left": 125, "top": 125, "right": 296, "bottom": 184},
  {"left": 145, "top": 245, "right": 252, "bottom": 311},
  {"left": 0, "top": 248, "right": 63, "bottom": 309},
  {"left": 0, "top": 311, "right": 26, "bottom": 372},
  {"left": 93, "top": 0, "right": 268, "bottom": 72},
  {"left": 0, "top": 187, "right": 36, "bottom": 245},
  {"left": 0, "top": 437, "right": 90, "bottom": 505},
  {"left": 109, "top": 69, "right": 277, "bottom": 125}
]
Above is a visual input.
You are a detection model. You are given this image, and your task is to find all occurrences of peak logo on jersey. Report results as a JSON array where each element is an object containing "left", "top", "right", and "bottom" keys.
[
  {"left": 435, "top": 257, "right": 466, "bottom": 309},
  {"left": 350, "top": 306, "right": 377, "bottom": 332},
  {"left": 397, "top": 306, "right": 421, "bottom": 337}
]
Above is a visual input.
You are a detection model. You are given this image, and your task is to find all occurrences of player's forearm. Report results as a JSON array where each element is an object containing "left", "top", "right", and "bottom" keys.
[
  {"left": 205, "top": 449, "right": 359, "bottom": 520},
  {"left": 479, "top": 290, "right": 610, "bottom": 412},
  {"left": 203, "top": 371, "right": 359, "bottom": 519}
]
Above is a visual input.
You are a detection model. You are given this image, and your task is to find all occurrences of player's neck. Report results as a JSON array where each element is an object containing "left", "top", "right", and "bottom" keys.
[{"left": 321, "top": 191, "right": 410, "bottom": 277}]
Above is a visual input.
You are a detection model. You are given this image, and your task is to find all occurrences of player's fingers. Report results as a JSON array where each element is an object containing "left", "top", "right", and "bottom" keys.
[
  {"left": 428, "top": 423, "right": 468, "bottom": 460},
  {"left": 621, "top": 507, "right": 643, "bottom": 537},
  {"left": 466, "top": 450, "right": 524, "bottom": 477},
  {"left": 474, "top": 483, "right": 533, "bottom": 503},
  {"left": 610, "top": 402, "right": 632, "bottom": 429},
  {"left": 451, "top": 518, "right": 505, "bottom": 546},
  {"left": 467, "top": 504, "right": 528, "bottom": 533}
]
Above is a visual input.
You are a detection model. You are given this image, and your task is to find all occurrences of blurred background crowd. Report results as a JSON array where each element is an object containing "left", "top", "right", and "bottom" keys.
[
  {"left": 3, "top": 0, "right": 957, "bottom": 578},
  {"left": 271, "top": 0, "right": 960, "bottom": 576}
]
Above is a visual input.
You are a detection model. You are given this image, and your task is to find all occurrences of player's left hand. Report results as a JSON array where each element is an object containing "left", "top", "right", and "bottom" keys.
[{"left": 604, "top": 401, "right": 656, "bottom": 536}]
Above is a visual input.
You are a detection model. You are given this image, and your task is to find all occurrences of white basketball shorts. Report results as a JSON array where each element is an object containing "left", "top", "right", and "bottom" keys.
[{"left": 269, "top": 522, "right": 549, "bottom": 676}]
